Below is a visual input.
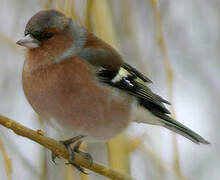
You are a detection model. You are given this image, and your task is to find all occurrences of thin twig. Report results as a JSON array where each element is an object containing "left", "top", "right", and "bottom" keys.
[
  {"left": 150, "top": 1, "right": 188, "bottom": 179},
  {"left": 0, "top": 133, "right": 12, "bottom": 180},
  {"left": 44, "top": 0, "right": 54, "bottom": 9},
  {"left": 0, "top": 114, "right": 134, "bottom": 180},
  {"left": 0, "top": 33, "right": 20, "bottom": 51}
]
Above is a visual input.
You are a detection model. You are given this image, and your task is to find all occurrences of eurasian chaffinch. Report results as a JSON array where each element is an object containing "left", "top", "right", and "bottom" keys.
[{"left": 16, "top": 9, "right": 209, "bottom": 171}]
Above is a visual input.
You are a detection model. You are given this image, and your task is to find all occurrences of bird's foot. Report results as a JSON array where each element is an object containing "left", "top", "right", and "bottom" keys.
[{"left": 51, "top": 135, "right": 93, "bottom": 174}]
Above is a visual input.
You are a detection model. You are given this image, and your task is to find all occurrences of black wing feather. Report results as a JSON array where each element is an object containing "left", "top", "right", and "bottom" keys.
[
  {"left": 122, "top": 63, "right": 152, "bottom": 83},
  {"left": 97, "top": 63, "right": 210, "bottom": 144},
  {"left": 97, "top": 66, "right": 170, "bottom": 115}
]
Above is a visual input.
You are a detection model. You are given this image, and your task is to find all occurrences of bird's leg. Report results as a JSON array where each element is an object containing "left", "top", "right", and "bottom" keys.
[
  {"left": 51, "top": 135, "right": 93, "bottom": 174},
  {"left": 73, "top": 140, "right": 93, "bottom": 166},
  {"left": 51, "top": 135, "right": 85, "bottom": 164}
]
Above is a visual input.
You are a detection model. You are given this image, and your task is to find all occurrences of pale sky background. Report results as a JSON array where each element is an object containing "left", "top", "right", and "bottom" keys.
[{"left": 0, "top": 0, "right": 219, "bottom": 180}]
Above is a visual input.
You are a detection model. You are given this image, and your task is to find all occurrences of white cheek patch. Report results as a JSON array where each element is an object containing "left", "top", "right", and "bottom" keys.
[{"left": 112, "top": 67, "right": 130, "bottom": 83}]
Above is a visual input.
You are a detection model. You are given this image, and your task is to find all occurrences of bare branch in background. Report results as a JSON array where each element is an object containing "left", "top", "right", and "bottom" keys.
[
  {"left": 0, "top": 33, "right": 20, "bottom": 52},
  {"left": 0, "top": 133, "right": 12, "bottom": 180},
  {"left": 150, "top": 0, "right": 188, "bottom": 179},
  {"left": 44, "top": 0, "right": 54, "bottom": 9}
]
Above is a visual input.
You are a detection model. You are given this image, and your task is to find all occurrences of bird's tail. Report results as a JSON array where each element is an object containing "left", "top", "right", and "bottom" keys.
[{"left": 151, "top": 111, "right": 210, "bottom": 144}]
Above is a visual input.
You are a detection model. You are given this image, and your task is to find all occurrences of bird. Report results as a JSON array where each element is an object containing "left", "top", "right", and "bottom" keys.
[{"left": 16, "top": 9, "right": 209, "bottom": 171}]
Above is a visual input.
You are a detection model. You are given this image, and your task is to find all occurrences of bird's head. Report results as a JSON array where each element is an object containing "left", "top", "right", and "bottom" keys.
[{"left": 16, "top": 10, "right": 72, "bottom": 49}]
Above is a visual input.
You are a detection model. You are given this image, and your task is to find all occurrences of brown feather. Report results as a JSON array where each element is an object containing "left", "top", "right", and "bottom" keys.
[
  {"left": 84, "top": 32, "right": 123, "bottom": 70},
  {"left": 24, "top": 32, "right": 73, "bottom": 72},
  {"left": 23, "top": 54, "right": 134, "bottom": 141}
]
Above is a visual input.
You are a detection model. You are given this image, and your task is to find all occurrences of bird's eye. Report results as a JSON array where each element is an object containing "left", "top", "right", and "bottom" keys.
[
  {"left": 44, "top": 33, "right": 54, "bottom": 39},
  {"left": 32, "top": 32, "right": 41, "bottom": 39}
]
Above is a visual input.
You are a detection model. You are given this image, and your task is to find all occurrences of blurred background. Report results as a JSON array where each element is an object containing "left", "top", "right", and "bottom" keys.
[{"left": 0, "top": 0, "right": 218, "bottom": 179}]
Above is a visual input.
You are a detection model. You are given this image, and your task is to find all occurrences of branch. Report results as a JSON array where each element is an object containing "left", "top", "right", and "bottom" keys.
[
  {"left": 0, "top": 114, "right": 134, "bottom": 180},
  {"left": 0, "top": 133, "right": 12, "bottom": 180}
]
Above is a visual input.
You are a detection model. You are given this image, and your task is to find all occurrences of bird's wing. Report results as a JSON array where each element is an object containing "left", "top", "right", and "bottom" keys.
[
  {"left": 78, "top": 47, "right": 170, "bottom": 114},
  {"left": 97, "top": 64, "right": 210, "bottom": 144},
  {"left": 97, "top": 64, "right": 171, "bottom": 114},
  {"left": 78, "top": 48, "right": 210, "bottom": 144}
]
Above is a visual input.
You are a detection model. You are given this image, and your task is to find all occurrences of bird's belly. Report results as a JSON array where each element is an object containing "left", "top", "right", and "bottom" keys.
[
  {"left": 23, "top": 72, "right": 135, "bottom": 141},
  {"left": 46, "top": 88, "right": 134, "bottom": 141}
]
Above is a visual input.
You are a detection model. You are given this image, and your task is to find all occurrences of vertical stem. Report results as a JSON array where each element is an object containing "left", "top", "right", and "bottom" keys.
[
  {"left": 44, "top": 0, "right": 54, "bottom": 9},
  {"left": 56, "top": 0, "right": 63, "bottom": 12},
  {"left": 38, "top": 116, "right": 48, "bottom": 180},
  {"left": 107, "top": 135, "right": 130, "bottom": 174},
  {"left": 88, "top": 0, "right": 131, "bottom": 175},
  {"left": 0, "top": 134, "right": 12, "bottom": 180},
  {"left": 84, "top": 0, "right": 93, "bottom": 31},
  {"left": 149, "top": 0, "right": 187, "bottom": 179},
  {"left": 64, "top": 166, "right": 76, "bottom": 180},
  {"left": 80, "top": 173, "right": 89, "bottom": 180}
]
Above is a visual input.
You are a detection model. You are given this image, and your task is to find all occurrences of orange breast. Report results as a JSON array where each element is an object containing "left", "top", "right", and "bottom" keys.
[{"left": 22, "top": 56, "right": 134, "bottom": 141}]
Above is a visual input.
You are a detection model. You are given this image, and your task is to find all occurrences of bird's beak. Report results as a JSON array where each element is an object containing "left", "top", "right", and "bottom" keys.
[{"left": 16, "top": 34, "right": 40, "bottom": 49}]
